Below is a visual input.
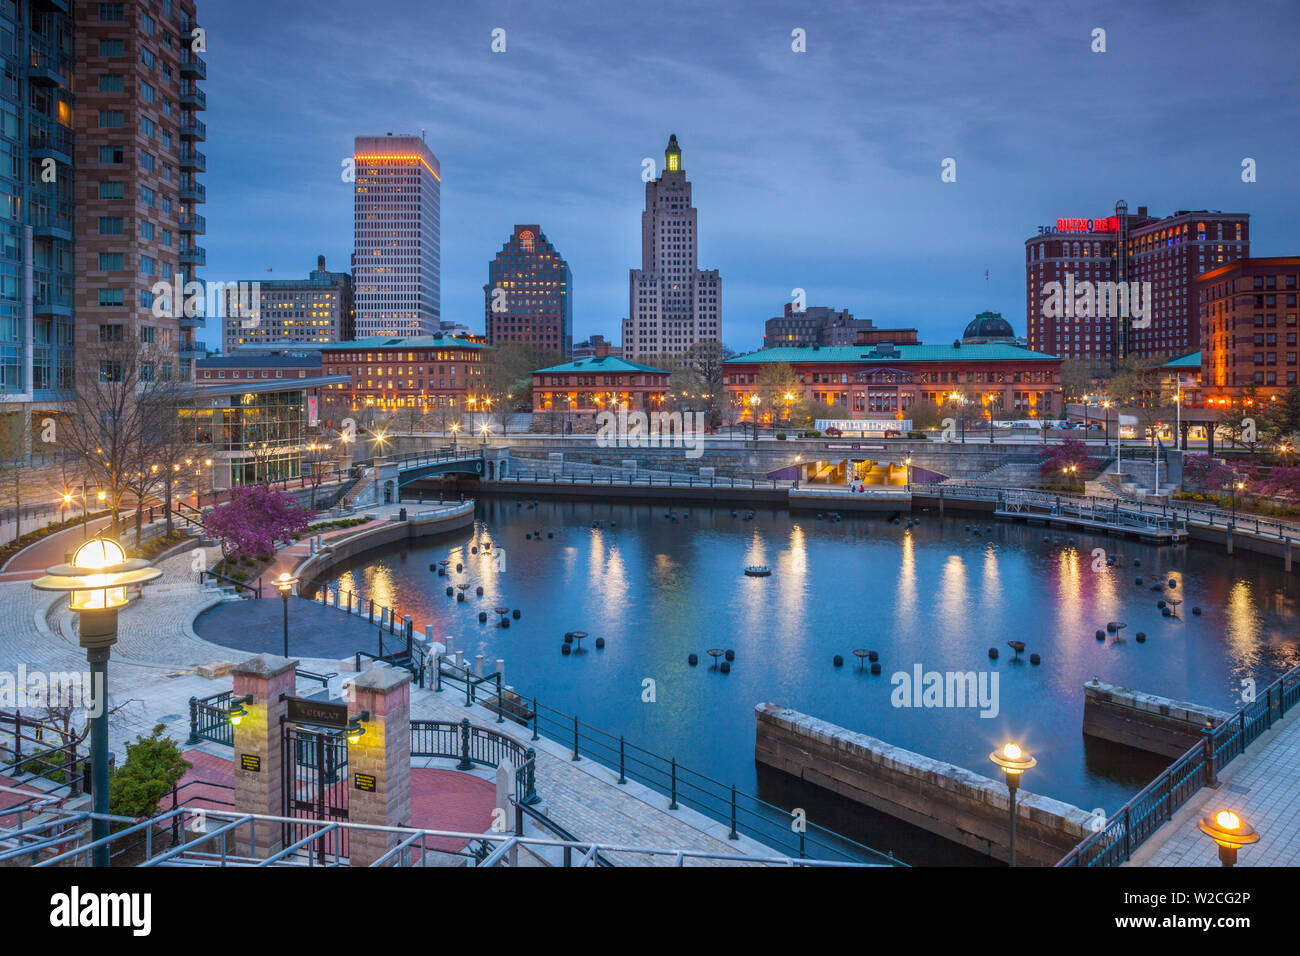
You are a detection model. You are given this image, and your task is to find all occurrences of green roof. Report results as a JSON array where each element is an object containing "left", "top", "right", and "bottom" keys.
[
  {"left": 724, "top": 343, "right": 1059, "bottom": 365},
  {"left": 318, "top": 335, "right": 488, "bottom": 351},
  {"left": 535, "top": 355, "right": 669, "bottom": 375},
  {"left": 1164, "top": 351, "right": 1201, "bottom": 368}
]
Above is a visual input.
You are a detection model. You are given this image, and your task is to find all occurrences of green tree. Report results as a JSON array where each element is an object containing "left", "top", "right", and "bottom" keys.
[
  {"left": 108, "top": 724, "right": 192, "bottom": 820},
  {"left": 487, "top": 342, "right": 563, "bottom": 433},
  {"left": 1058, "top": 360, "right": 1096, "bottom": 403}
]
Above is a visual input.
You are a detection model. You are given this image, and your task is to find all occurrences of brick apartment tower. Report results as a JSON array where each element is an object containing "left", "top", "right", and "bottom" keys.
[
  {"left": 622, "top": 135, "right": 721, "bottom": 361},
  {"left": 75, "top": 0, "right": 207, "bottom": 381},
  {"left": 483, "top": 225, "right": 572, "bottom": 356},
  {"left": 352, "top": 134, "right": 441, "bottom": 338},
  {"left": 1025, "top": 203, "right": 1248, "bottom": 369}
]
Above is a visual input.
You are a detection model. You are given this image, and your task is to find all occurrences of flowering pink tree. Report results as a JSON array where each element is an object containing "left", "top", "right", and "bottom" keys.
[
  {"left": 203, "top": 486, "right": 315, "bottom": 560},
  {"left": 1250, "top": 466, "right": 1300, "bottom": 501},
  {"left": 1038, "top": 438, "right": 1102, "bottom": 477},
  {"left": 1181, "top": 454, "right": 1239, "bottom": 492}
]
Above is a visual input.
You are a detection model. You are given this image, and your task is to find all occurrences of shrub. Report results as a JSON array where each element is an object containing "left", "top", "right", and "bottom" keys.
[
  {"left": 776, "top": 432, "right": 787, "bottom": 441},
  {"left": 108, "top": 724, "right": 192, "bottom": 820}
]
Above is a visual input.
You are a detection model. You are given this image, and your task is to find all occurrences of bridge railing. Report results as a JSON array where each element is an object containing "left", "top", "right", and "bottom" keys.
[{"left": 1057, "top": 662, "right": 1300, "bottom": 867}]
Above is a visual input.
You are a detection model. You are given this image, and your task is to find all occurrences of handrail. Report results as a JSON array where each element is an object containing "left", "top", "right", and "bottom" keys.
[
  {"left": 432, "top": 660, "right": 899, "bottom": 865},
  {"left": 1058, "top": 662, "right": 1300, "bottom": 866},
  {"left": 199, "top": 567, "right": 263, "bottom": 598}
]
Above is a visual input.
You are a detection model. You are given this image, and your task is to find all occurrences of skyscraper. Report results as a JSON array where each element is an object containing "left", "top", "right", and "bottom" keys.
[
  {"left": 352, "top": 134, "right": 440, "bottom": 337},
  {"left": 77, "top": 0, "right": 207, "bottom": 382},
  {"left": 484, "top": 225, "right": 572, "bottom": 355},
  {"left": 222, "top": 255, "right": 354, "bottom": 353},
  {"left": 622, "top": 135, "right": 721, "bottom": 360}
]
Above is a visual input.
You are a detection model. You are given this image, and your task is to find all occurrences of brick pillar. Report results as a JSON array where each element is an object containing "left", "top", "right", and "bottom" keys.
[
  {"left": 347, "top": 664, "right": 412, "bottom": 866},
  {"left": 231, "top": 653, "right": 297, "bottom": 858}
]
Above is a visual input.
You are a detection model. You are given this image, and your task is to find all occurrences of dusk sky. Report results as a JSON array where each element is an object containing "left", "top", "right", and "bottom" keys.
[{"left": 197, "top": 0, "right": 1300, "bottom": 354}]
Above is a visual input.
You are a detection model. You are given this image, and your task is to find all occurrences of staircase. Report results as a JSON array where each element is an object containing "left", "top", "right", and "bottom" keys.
[
  {"left": 944, "top": 461, "right": 1042, "bottom": 487},
  {"left": 1099, "top": 459, "right": 1177, "bottom": 502}
]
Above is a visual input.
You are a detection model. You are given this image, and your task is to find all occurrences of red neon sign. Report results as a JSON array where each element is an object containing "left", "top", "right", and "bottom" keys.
[{"left": 1056, "top": 216, "right": 1118, "bottom": 233}]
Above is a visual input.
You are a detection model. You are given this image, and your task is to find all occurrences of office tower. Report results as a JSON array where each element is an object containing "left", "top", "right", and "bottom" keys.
[
  {"left": 352, "top": 133, "right": 440, "bottom": 337},
  {"left": 763, "top": 304, "right": 919, "bottom": 349},
  {"left": 75, "top": 0, "right": 207, "bottom": 385},
  {"left": 484, "top": 224, "right": 572, "bottom": 355},
  {"left": 622, "top": 134, "right": 721, "bottom": 360},
  {"left": 222, "top": 255, "right": 354, "bottom": 352}
]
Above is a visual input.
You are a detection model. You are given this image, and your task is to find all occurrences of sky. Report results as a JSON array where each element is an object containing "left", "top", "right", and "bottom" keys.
[{"left": 196, "top": 0, "right": 1300, "bottom": 355}]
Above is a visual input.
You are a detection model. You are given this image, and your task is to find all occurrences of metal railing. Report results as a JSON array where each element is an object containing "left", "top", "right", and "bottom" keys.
[
  {"left": 0, "top": 711, "right": 83, "bottom": 794},
  {"left": 199, "top": 568, "right": 262, "bottom": 599},
  {"left": 187, "top": 691, "right": 233, "bottom": 747},
  {"left": 431, "top": 663, "right": 901, "bottom": 865},
  {"left": 1058, "top": 662, "right": 1300, "bottom": 866},
  {"left": 0, "top": 803, "right": 868, "bottom": 868},
  {"left": 410, "top": 718, "right": 538, "bottom": 806}
]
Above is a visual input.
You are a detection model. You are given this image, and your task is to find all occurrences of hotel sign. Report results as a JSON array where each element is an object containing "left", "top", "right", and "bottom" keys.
[{"left": 1038, "top": 216, "right": 1119, "bottom": 235}]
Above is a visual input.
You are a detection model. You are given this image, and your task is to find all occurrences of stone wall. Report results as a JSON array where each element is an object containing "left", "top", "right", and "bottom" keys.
[
  {"left": 1082, "top": 679, "right": 1231, "bottom": 758},
  {"left": 754, "top": 702, "right": 1094, "bottom": 866}
]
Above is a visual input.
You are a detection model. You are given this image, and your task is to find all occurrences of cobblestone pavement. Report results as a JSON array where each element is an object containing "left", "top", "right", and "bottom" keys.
[{"left": 1126, "top": 712, "right": 1300, "bottom": 867}]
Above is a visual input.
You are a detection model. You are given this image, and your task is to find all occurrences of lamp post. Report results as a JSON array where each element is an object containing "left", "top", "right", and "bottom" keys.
[
  {"left": 450, "top": 422, "right": 459, "bottom": 453},
  {"left": 32, "top": 537, "right": 161, "bottom": 866},
  {"left": 904, "top": 455, "right": 912, "bottom": 490},
  {"left": 1227, "top": 478, "right": 1244, "bottom": 528},
  {"left": 1197, "top": 810, "right": 1259, "bottom": 867},
  {"left": 276, "top": 571, "right": 298, "bottom": 658},
  {"left": 989, "top": 742, "right": 1037, "bottom": 866}
]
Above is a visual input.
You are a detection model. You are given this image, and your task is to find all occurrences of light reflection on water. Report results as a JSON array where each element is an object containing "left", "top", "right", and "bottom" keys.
[{"left": 321, "top": 499, "right": 1300, "bottom": 825}]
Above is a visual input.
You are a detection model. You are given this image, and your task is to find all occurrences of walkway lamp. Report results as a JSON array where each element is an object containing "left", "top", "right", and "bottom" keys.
[
  {"left": 276, "top": 572, "right": 298, "bottom": 658},
  {"left": 62, "top": 492, "right": 71, "bottom": 524},
  {"left": 32, "top": 536, "right": 161, "bottom": 866},
  {"left": 1197, "top": 810, "right": 1259, "bottom": 867},
  {"left": 989, "top": 742, "right": 1037, "bottom": 867},
  {"left": 450, "top": 422, "right": 460, "bottom": 453},
  {"left": 904, "top": 455, "right": 912, "bottom": 488}
]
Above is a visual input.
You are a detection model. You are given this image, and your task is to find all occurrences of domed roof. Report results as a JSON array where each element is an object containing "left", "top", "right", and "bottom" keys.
[{"left": 963, "top": 311, "right": 1016, "bottom": 342}]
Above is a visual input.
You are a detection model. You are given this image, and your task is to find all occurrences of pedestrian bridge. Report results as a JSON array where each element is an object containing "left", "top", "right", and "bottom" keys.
[{"left": 370, "top": 448, "right": 513, "bottom": 504}]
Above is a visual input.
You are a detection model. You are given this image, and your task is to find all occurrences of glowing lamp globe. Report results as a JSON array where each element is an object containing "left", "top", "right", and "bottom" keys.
[{"left": 33, "top": 536, "right": 162, "bottom": 647}]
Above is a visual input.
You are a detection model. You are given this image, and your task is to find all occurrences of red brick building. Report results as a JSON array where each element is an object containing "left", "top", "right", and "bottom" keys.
[
  {"left": 1196, "top": 257, "right": 1300, "bottom": 403},
  {"left": 723, "top": 342, "right": 1061, "bottom": 421},
  {"left": 1025, "top": 204, "right": 1249, "bottom": 366},
  {"left": 316, "top": 334, "right": 491, "bottom": 415},
  {"left": 532, "top": 343, "right": 669, "bottom": 418}
]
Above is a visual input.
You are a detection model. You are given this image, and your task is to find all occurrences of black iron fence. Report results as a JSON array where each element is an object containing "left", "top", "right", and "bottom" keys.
[
  {"left": 187, "top": 691, "right": 233, "bottom": 747},
  {"left": 0, "top": 710, "right": 83, "bottom": 794},
  {"left": 1058, "top": 662, "right": 1300, "bottom": 866},
  {"left": 430, "top": 661, "right": 900, "bottom": 865},
  {"left": 410, "top": 718, "right": 538, "bottom": 807}
]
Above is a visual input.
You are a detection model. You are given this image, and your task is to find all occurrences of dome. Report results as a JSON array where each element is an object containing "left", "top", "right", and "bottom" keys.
[{"left": 963, "top": 311, "right": 1015, "bottom": 343}]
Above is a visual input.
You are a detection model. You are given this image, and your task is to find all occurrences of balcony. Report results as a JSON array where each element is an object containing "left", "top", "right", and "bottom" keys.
[
  {"left": 180, "top": 245, "right": 207, "bottom": 266},
  {"left": 179, "top": 213, "right": 207, "bottom": 234},
  {"left": 180, "top": 182, "right": 206, "bottom": 203},
  {"left": 178, "top": 314, "right": 205, "bottom": 330},
  {"left": 180, "top": 118, "right": 207, "bottom": 141},
  {"left": 180, "top": 51, "right": 207, "bottom": 79},
  {"left": 32, "top": 215, "right": 72, "bottom": 241},
  {"left": 179, "top": 147, "right": 206, "bottom": 172},
  {"left": 36, "top": 0, "right": 69, "bottom": 12},
  {"left": 29, "top": 128, "right": 72, "bottom": 166},
  {"left": 180, "top": 85, "right": 206, "bottom": 110},
  {"left": 27, "top": 59, "right": 68, "bottom": 88},
  {"left": 179, "top": 344, "right": 207, "bottom": 361},
  {"left": 34, "top": 294, "right": 72, "bottom": 317}
]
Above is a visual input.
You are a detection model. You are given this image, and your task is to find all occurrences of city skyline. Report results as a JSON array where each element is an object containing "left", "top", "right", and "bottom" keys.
[{"left": 195, "top": 0, "right": 1299, "bottom": 356}]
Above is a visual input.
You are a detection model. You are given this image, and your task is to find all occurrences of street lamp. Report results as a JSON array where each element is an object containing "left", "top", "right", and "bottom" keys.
[
  {"left": 1197, "top": 809, "right": 1259, "bottom": 867},
  {"left": 276, "top": 571, "right": 298, "bottom": 658},
  {"left": 1227, "top": 479, "right": 1245, "bottom": 527},
  {"left": 32, "top": 536, "right": 162, "bottom": 867},
  {"left": 989, "top": 741, "right": 1037, "bottom": 866},
  {"left": 450, "top": 422, "right": 460, "bottom": 453},
  {"left": 904, "top": 455, "right": 912, "bottom": 489}
]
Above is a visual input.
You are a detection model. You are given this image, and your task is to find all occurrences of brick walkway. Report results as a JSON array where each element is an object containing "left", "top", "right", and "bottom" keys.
[{"left": 1126, "top": 712, "right": 1300, "bottom": 867}]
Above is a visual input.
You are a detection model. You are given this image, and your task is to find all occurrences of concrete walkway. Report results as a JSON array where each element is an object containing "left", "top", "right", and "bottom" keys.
[{"left": 1126, "top": 711, "right": 1300, "bottom": 867}]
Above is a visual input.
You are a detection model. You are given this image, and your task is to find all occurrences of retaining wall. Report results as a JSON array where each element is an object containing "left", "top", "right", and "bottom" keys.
[
  {"left": 1082, "top": 679, "right": 1231, "bottom": 758},
  {"left": 754, "top": 703, "right": 1093, "bottom": 866}
]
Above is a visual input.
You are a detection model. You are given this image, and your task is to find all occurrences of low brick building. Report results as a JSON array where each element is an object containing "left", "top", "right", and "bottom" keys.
[{"left": 532, "top": 342, "right": 669, "bottom": 418}]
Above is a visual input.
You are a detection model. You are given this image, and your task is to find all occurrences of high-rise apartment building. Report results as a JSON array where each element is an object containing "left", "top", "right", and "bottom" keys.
[
  {"left": 1025, "top": 203, "right": 1248, "bottom": 367},
  {"left": 483, "top": 224, "right": 571, "bottom": 355},
  {"left": 621, "top": 135, "right": 721, "bottom": 361},
  {"left": 1197, "top": 257, "right": 1300, "bottom": 398},
  {"left": 76, "top": 0, "right": 207, "bottom": 382},
  {"left": 352, "top": 134, "right": 440, "bottom": 338},
  {"left": 222, "top": 255, "right": 353, "bottom": 352},
  {"left": 0, "top": 1, "right": 77, "bottom": 445}
]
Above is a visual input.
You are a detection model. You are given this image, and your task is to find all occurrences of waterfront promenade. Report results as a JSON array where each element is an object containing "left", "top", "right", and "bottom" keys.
[
  {"left": 0, "top": 505, "right": 776, "bottom": 866},
  {"left": 1126, "top": 712, "right": 1300, "bottom": 867}
]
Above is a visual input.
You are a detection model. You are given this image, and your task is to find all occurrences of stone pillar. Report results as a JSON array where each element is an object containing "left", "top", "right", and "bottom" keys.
[
  {"left": 347, "top": 663, "right": 412, "bottom": 866},
  {"left": 231, "top": 653, "right": 298, "bottom": 858}
]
